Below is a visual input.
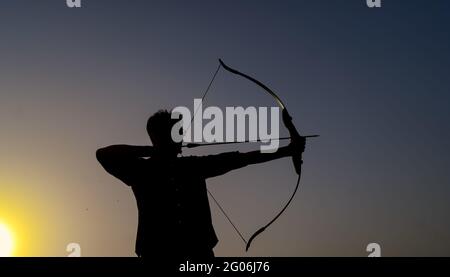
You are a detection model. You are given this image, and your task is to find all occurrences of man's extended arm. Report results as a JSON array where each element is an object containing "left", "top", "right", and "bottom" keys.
[
  {"left": 200, "top": 138, "right": 305, "bottom": 179},
  {"left": 241, "top": 144, "right": 294, "bottom": 166}
]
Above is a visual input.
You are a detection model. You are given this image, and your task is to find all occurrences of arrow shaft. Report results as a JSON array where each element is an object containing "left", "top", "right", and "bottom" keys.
[{"left": 183, "top": 135, "right": 319, "bottom": 148}]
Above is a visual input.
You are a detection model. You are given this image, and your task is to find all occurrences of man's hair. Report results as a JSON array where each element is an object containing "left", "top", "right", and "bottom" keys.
[
  {"left": 146, "top": 110, "right": 182, "bottom": 144},
  {"left": 147, "top": 110, "right": 171, "bottom": 136}
]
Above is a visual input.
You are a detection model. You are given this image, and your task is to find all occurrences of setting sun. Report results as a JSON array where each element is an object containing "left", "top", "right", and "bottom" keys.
[{"left": 0, "top": 221, "right": 14, "bottom": 257}]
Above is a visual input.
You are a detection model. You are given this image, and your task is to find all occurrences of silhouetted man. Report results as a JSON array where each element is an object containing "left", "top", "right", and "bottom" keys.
[{"left": 96, "top": 110, "right": 305, "bottom": 259}]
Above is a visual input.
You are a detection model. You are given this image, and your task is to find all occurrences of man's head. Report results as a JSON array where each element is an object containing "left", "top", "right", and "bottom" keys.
[{"left": 147, "top": 110, "right": 182, "bottom": 157}]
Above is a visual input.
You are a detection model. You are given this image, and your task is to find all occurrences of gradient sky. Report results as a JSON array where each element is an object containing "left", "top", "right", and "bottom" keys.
[{"left": 0, "top": 0, "right": 449, "bottom": 257}]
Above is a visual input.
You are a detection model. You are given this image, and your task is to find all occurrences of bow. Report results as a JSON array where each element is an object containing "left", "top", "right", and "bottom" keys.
[{"left": 186, "top": 59, "right": 314, "bottom": 251}]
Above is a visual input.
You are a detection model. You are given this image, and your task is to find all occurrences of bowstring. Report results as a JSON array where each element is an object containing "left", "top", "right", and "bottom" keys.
[{"left": 184, "top": 62, "right": 248, "bottom": 245}]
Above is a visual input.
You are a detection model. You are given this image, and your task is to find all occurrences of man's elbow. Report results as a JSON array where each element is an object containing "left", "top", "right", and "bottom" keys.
[{"left": 96, "top": 147, "right": 109, "bottom": 164}]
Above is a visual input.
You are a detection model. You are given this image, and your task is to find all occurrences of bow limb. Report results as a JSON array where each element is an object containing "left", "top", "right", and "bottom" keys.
[
  {"left": 219, "top": 59, "right": 286, "bottom": 110},
  {"left": 219, "top": 58, "right": 304, "bottom": 173},
  {"left": 219, "top": 59, "right": 304, "bottom": 251}
]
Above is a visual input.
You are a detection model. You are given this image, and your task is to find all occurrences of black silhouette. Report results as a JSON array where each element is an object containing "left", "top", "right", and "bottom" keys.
[{"left": 96, "top": 110, "right": 305, "bottom": 259}]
